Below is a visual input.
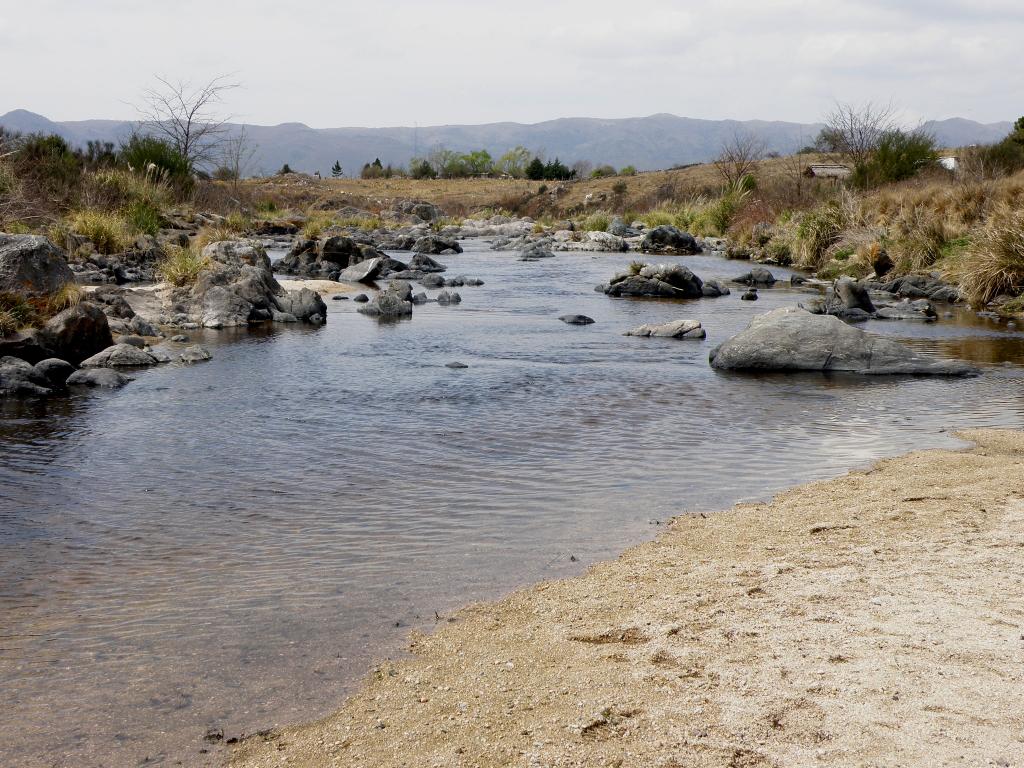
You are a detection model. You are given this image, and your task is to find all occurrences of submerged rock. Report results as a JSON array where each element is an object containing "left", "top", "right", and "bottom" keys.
[
  {"left": 559, "top": 314, "right": 595, "bottom": 325},
  {"left": 624, "top": 319, "right": 705, "bottom": 339},
  {"left": 0, "top": 356, "right": 52, "bottom": 397},
  {"left": 66, "top": 367, "right": 131, "bottom": 388},
  {"left": 709, "top": 307, "right": 978, "bottom": 376}
]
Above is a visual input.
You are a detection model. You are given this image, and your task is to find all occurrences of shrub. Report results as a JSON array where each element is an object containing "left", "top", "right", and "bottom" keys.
[
  {"left": 619, "top": 165, "right": 637, "bottom": 176},
  {"left": 590, "top": 165, "right": 617, "bottom": 179},
  {"left": 120, "top": 135, "right": 192, "bottom": 185},
  {"left": 953, "top": 205, "right": 1024, "bottom": 305},
  {"left": 336, "top": 215, "right": 384, "bottom": 231},
  {"left": 854, "top": 130, "right": 937, "bottom": 187},
  {"left": 13, "top": 133, "right": 82, "bottom": 197},
  {"left": 693, "top": 188, "right": 748, "bottom": 236},
  {"left": 612, "top": 180, "right": 628, "bottom": 195},
  {"left": 125, "top": 200, "right": 163, "bottom": 236},
  {"left": 158, "top": 245, "right": 210, "bottom": 286},
  {"left": 224, "top": 211, "right": 249, "bottom": 232},
  {"left": 66, "top": 210, "right": 133, "bottom": 254}
]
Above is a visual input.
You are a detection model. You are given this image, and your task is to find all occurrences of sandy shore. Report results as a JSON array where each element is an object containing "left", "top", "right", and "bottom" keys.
[{"left": 230, "top": 429, "right": 1024, "bottom": 767}]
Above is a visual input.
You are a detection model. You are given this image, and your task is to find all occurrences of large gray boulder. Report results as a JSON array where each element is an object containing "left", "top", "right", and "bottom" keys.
[
  {"left": 80, "top": 343, "right": 161, "bottom": 368},
  {"left": 0, "top": 234, "right": 75, "bottom": 296},
  {"left": 604, "top": 264, "right": 703, "bottom": 299},
  {"left": 35, "top": 301, "right": 114, "bottom": 365},
  {"left": 357, "top": 281, "right": 414, "bottom": 319},
  {"left": 639, "top": 225, "right": 699, "bottom": 254},
  {"left": 709, "top": 307, "right": 978, "bottom": 375},
  {"left": 732, "top": 267, "right": 777, "bottom": 286}
]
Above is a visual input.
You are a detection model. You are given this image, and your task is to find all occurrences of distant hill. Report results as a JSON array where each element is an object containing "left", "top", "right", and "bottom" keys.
[{"left": 0, "top": 109, "right": 1013, "bottom": 176}]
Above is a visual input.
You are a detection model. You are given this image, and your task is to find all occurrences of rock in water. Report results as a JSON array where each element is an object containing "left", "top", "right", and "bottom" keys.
[
  {"left": 741, "top": 289, "right": 758, "bottom": 301},
  {"left": 445, "top": 361, "right": 469, "bottom": 369},
  {"left": 708, "top": 307, "right": 978, "bottom": 375},
  {"left": 559, "top": 314, "right": 595, "bottom": 325},
  {"left": 66, "top": 368, "right": 131, "bottom": 388},
  {"left": 338, "top": 256, "right": 384, "bottom": 283},
  {"left": 33, "top": 358, "right": 75, "bottom": 388},
  {"left": 639, "top": 225, "right": 699, "bottom": 254},
  {"left": 0, "top": 234, "right": 75, "bottom": 295},
  {"left": 624, "top": 320, "right": 705, "bottom": 339},
  {"left": 357, "top": 281, "right": 414, "bottom": 318},
  {"left": 180, "top": 345, "right": 212, "bottom": 363},
  {"left": 733, "top": 267, "right": 777, "bottom": 286},
  {"left": 835, "top": 277, "right": 876, "bottom": 313},
  {"left": 604, "top": 264, "right": 704, "bottom": 299},
  {"left": 0, "top": 356, "right": 52, "bottom": 397},
  {"left": 80, "top": 343, "right": 161, "bottom": 368}
]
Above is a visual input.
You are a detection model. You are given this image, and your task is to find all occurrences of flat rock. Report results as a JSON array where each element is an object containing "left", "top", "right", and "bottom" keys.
[
  {"left": 559, "top": 314, "right": 595, "bottom": 325},
  {"left": 625, "top": 319, "right": 705, "bottom": 339},
  {"left": 80, "top": 343, "right": 160, "bottom": 368},
  {"left": 709, "top": 307, "right": 979, "bottom": 376},
  {"left": 180, "top": 345, "right": 212, "bottom": 363},
  {"left": 66, "top": 368, "right": 131, "bottom": 388}
]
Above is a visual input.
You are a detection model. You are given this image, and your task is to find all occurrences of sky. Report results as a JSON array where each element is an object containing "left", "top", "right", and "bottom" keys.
[{"left": 0, "top": 0, "right": 1020, "bottom": 128}]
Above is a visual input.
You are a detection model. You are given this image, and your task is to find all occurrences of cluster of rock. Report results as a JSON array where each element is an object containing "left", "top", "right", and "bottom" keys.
[
  {"left": 492, "top": 222, "right": 705, "bottom": 257},
  {"left": 803, "top": 276, "right": 943, "bottom": 323},
  {"left": 596, "top": 263, "right": 731, "bottom": 300},
  {"left": 160, "top": 240, "right": 327, "bottom": 328},
  {"left": 275, "top": 232, "right": 463, "bottom": 283}
]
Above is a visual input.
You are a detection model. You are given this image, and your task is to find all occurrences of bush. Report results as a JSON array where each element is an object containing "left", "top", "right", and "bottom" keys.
[
  {"left": 66, "top": 210, "right": 133, "bottom": 254},
  {"left": 590, "top": 165, "right": 617, "bottom": 179},
  {"left": 619, "top": 165, "right": 637, "bottom": 176},
  {"left": 953, "top": 205, "right": 1024, "bottom": 305},
  {"left": 854, "top": 130, "right": 937, "bottom": 187},
  {"left": 13, "top": 133, "right": 82, "bottom": 197},
  {"left": 409, "top": 159, "right": 436, "bottom": 180},
  {"left": 120, "top": 135, "right": 192, "bottom": 185},
  {"left": 158, "top": 245, "right": 210, "bottom": 286}
]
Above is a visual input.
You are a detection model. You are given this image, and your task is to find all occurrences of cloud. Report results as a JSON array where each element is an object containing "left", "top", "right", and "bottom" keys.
[{"left": 0, "top": 0, "right": 1018, "bottom": 126}]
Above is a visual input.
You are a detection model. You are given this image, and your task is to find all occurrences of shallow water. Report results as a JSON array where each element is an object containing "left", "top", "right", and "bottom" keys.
[{"left": 2, "top": 241, "right": 1024, "bottom": 767}]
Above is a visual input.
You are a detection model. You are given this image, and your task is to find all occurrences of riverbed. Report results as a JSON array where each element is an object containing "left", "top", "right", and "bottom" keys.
[{"left": 2, "top": 240, "right": 1023, "bottom": 767}]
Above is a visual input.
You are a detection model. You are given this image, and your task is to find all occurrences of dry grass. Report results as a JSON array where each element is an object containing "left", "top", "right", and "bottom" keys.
[
  {"left": 157, "top": 245, "right": 210, "bottom": 287},
  {"left": 64, "top": 209, "right": 134, "bottom": 254},
  {"left": 950, "top": 204, "right": 1024, "bottom": 305}
]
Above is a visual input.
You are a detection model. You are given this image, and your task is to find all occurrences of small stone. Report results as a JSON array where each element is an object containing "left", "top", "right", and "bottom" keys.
[
  {"left": 180, "top": 345, "right": 212, "bottom": 363},
  {"left": 445, "top": 361, "right": 469, "bottom": 369},
  {"left": 353, "top": 294, "right": 369, "bottom": 303},
  {"left": 558, "top": 314, "right": 595, "bottom": 325},
  {"left": 170, "top": 335, "right": 189, "bottom": 343}
]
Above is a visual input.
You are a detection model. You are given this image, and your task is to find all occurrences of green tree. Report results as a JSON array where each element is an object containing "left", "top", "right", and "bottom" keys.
[
  {"left": 526, "top": 156, "right": 546, "bottom": 180},
  {"left": 495, "top": 146, "right": 531, "bottom": 177},
  {"left": 278, "top": 163, "right": 293, "bottom": 175},
  {"left": 331, "top": 160, "right": 343, "bottom": 178},
  {"left": 853, "top": 129, "right": 937, "bottom": 187},
  {"left": 409, "top": 158, "right": 436, "bottom": 179},
  {"left": 463, "top": 149, "right": 493, "bottom": 176}
]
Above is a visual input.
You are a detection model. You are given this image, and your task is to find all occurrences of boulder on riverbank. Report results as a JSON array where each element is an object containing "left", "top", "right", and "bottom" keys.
[
  {"left": 35, "top": 302, "right": 115, "bottom": 365},
  {"left": 603, "top": 264, "right": 704, "bottom": 299},
  {"left": 709, "top": 307, "right": 978, "bottom": 375},
  {"left": 80, "top": 343, "right": 163, "bottom": 368},
  {"left": 0, "top": 234, "right": 75, "bottom": 295}
]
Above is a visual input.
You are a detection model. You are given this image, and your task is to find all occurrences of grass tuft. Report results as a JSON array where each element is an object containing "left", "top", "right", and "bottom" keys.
[
  {"left": 951, "top": 205, "right": 1024, "bottom": 306},
  {"left": 65, "top": 209, "right": 134, "bottom": 254}
]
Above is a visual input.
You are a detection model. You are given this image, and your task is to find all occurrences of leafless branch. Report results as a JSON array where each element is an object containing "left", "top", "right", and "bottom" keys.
[
  {"left": 713, "top": 131, "right": 767, "bottom": 188},
  {"left": 135, "top": 74, "right": 239, "bottom": 170},
  {"left": 821, "top": 101, "right": 897, "bottom": 168}
]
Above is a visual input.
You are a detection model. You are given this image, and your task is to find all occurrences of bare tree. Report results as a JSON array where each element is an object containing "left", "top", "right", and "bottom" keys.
[
  {"left": 216, "top": 127, "right": 258, "bottom": 192},
  {"left": 714, "top": 132, "right": 767, "bottom": 188},
  {"left": 821, "top": 101, "right": 897, "bottom": 169},
  {"left": 135, "top": 75, "right": 239, "bottom": 170}
]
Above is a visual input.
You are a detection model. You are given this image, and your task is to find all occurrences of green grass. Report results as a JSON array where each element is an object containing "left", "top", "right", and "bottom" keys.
[
  {"left": 0, "top": 291, "right": 38, "bottom": 336},
  {"left": 579, "top": 212, "right": 611, "bottom": 232},
  {"left": 952, "top": 205, "right": 1024, "bottom": 306}
]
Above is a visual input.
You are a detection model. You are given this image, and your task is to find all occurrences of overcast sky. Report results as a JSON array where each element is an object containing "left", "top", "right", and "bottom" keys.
[{"left": 0, "top": 0, "right": 1020, "bottom": 128}]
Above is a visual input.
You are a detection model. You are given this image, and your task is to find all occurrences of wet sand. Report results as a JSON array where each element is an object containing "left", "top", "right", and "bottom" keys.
[{"left": 229, "top": 428, "right": 1024, "bottom": 768}]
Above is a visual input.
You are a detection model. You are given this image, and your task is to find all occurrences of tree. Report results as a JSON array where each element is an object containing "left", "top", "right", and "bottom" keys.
[
  {"left": 278, "top": 163, "right": 293, "bottom": 175},
  {"left": 409, "top": 158, "right": 436, "bottom": 179},
  {"left": 331, "top": 160, "right": 343, "bottom": 178},
  {"left": 526, "top": 156, "right": 546, "bottom": 181},
  {"left": 819, "top": 101, "right": 897, "bottom": 170},
  {"left": 463, "top": 149, "right": 493, "bottom": 176},
  {"left": 135, "top": 74, "right": 239, "bottom": 171},
  {"left": 495, "top": 146, "right": 531, "bottom": 177},
  {"left": 590, "top": 164, "right": 617, "bottom": 179},
  {"left": 216, "top": 127, "right": 257, "bottom": 191},
  {"left": 713, "top": 131, "right": 767, "bottom": 188},
  {"left": 854, "top": 129, "right": 937, "bottom": 187}
]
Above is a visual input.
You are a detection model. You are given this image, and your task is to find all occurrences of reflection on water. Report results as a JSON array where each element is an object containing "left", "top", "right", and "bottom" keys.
[{"left": 2, "top": 242, "right": 1024, "bottom": 767}]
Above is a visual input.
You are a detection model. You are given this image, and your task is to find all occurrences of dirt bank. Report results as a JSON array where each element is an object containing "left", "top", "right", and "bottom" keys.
[{"left": 230, "top": 429, "right": 1024, "bottom": 768}]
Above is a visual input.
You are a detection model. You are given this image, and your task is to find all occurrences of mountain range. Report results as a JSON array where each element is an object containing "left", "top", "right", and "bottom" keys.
[{"left": 0, "top": 109, "right": 1013, "bottom": 176}]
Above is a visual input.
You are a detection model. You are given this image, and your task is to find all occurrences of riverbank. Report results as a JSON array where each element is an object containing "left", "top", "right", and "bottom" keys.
[{"left": 230, "top": 429, "right": 1024, "bottom": 768}]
